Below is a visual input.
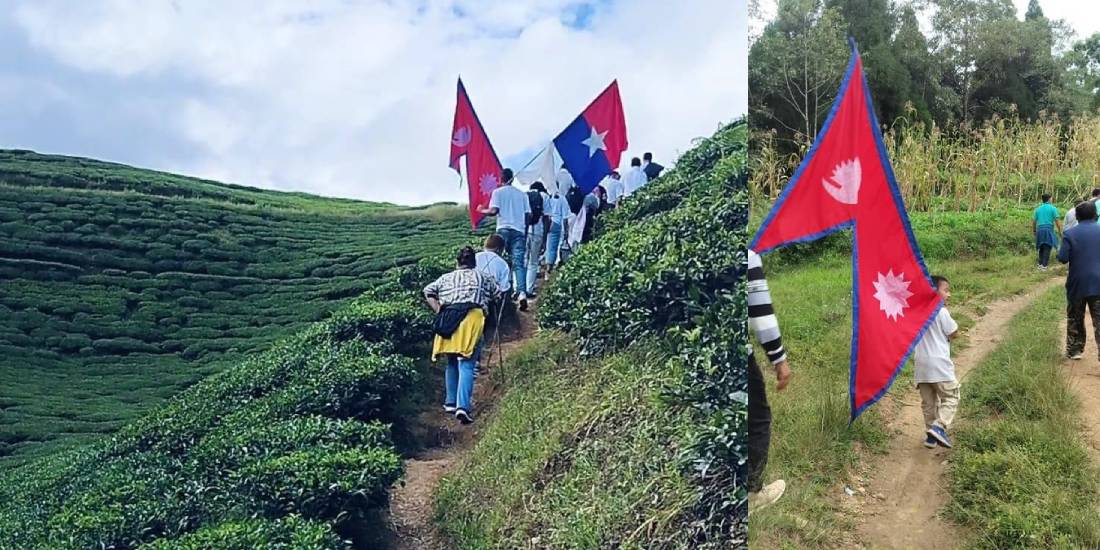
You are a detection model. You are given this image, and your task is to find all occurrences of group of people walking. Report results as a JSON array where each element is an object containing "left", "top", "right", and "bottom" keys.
[
  {"left": 1040, "top": 190, "right": 1100, "bottom": 361},
  {"left": 421, "top": 154, "right": 664, "bottom": 425},
  {"left": 1031, "top": 190, "right": 1100, "bottom": 359}
]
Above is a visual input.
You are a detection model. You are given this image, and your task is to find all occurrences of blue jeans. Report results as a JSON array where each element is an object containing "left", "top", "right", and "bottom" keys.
[
  {"left": 545, "top": 222, "right": 562, "bottom": 267},
  {"left": 526, "top": 223, "right": 545, "bottom": 295},
  {"left": 444, "top": 340, "right": 482, "bottom": 413},
  {"left": 498, "top": 227, "right": 527, "bottom": 296}
]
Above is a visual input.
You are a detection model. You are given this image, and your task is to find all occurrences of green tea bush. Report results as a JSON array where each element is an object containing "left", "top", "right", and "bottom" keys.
[
  {"left": 232, "top": 446, "right": 402, "bottom": 518},
  {"left": 0, "top": 152, "right": 473, "bottom": 464},
  {"left": 322, "top": 296, "right": 430, "bottom": 355},
  {"left": 138, "top": 517, "right": 346, "bottom": 550},
  {"left": 539, "top": 120, "right": 750, "bottom": 547}
]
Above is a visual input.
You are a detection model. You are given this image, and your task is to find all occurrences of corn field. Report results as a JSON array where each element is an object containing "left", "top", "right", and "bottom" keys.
[{"left": 752, "top": 109, "right": 1100, "bottom": 212}]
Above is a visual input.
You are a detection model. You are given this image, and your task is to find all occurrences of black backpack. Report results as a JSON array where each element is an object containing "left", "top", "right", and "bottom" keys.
[
  {"left": 565, "top": 185, "right": 584, "bottom": 215},
  {"left": 526, "top": 190, "right": 545, "bottom": 226}
]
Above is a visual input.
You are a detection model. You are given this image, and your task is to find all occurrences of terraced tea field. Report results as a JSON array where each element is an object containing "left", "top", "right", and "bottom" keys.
[{"left": 0, "top": 150, "right": 472, "bottom": 466}]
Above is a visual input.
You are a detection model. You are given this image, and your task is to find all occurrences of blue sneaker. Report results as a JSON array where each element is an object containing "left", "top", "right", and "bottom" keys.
[
  {"left": 928, "top": 425, "right": 952, "bottom": 448},
  {"left": 923, "top": 433, "right": 937, "bottom": 448}
]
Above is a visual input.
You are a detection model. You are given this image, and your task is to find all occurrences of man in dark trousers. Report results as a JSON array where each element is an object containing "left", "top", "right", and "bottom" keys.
[
  {"left": 746, "top": 249, "right": 791, "bottom": 513},
  {"left": 642, "top": 152, "right": 664, "bottom": 181},
  {"left": 1058, "top": 200, "right": 1100, "bottom": 360}
]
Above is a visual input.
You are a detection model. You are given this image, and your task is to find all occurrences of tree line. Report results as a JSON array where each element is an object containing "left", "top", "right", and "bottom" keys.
[{"left": 750, "top": 0, "right": 1100, "bottom": 150}]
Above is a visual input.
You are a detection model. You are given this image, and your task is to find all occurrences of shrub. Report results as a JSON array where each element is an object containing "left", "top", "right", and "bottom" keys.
[
  {"left": 231, "top": 447, "right": 402, "bottom": 519},
  {"left": 137, "top": 517, "right": 346, "bottom": 550}
]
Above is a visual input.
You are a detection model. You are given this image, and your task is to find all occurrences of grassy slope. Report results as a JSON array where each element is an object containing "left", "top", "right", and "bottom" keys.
[
  {"left": 436, "top": 335, "right": 696, "bottom": 548},
  {"left": 0, "top": 150, "right": 470, "bottom": 466},
  {"left": 747, "top": 209, "right": 1054, "bottom": 547},
  {"left": 948, "top": 286, "right": 1100, "bottom": 548}
]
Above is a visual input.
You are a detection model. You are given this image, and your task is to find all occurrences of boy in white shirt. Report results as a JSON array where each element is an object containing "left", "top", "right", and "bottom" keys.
[{"left": 913, "top": 275, "right": 960, "bottom": 449}]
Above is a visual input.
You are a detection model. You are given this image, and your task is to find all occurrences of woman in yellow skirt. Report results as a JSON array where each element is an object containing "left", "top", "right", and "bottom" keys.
[{"left": 423, "top": 246, "right": 500, "bottom": 424}]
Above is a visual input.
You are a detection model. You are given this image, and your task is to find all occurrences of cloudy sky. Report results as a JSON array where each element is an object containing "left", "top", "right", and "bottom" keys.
[
  {"left": 1011, "top": 0, "right": 1100, "bottom": 39},
  {"left": 0, "top": 1, "right": 748, "bottom": 205}
]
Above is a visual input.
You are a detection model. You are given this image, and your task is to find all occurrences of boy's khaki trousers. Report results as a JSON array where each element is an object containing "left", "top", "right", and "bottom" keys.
[{"left": 918, "top": 381, "right": 960, "bottom": 430}]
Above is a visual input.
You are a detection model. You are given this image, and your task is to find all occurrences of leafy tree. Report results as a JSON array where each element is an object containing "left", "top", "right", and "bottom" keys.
[
  {"left": 749, "top": 0, "right": 849, "bottom": 147},
  {"left": 929, "top": 0, "right": 1017, "bottom": 123}
]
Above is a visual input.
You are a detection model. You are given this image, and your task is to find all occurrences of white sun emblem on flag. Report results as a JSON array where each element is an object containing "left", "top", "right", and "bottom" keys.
[
  {"left": 872, "top": 270, "right": 913, "bottom": 321},
  {"left": 452, "top": 126, "right": 471, "bottom": 147},
  {"left": 822, "top": 157, "right": 861, "bottom": 205},
  {"left": 478, "top": 172, "right": 499, "bottom": 194}
]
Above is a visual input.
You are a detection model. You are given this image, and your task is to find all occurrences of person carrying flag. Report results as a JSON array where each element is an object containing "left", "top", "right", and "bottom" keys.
[
  {"left": 479, "top": 168, "right": 531, "bottom": 311},
  {"left": 747, "top": 249, "right": 791, "bottom": 512},
  {"left": 913, "top": 275, "right": 960, "bottom": 449}
]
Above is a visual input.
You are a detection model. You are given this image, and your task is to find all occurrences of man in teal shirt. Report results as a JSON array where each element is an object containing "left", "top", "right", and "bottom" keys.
[{"left": 1033, "top": 193, "right": 1062, "bottom": 271}]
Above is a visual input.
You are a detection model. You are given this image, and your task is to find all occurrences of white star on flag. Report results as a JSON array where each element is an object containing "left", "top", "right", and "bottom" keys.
[
  {"left": 872, "top": 270, "right": 914, "bottom": 321},
  {"left": 581, "top": 126, "right": 608, "bottom": 158}
]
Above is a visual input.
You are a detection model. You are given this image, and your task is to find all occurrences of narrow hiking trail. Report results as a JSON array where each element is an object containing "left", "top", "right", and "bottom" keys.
[
  {"left": 386, "top": 304, "right": 537, "bottom": 550},
  {"left": 853, "top": 278, "right": 1062, "bottom": 550},
  {"left": 1060, "top": 308, "right": 1100, "bottom": 510}
]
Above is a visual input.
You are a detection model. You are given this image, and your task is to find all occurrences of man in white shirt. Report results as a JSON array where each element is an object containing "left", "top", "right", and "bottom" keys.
[
  {"left": 622, "top": 157, "right": 648, "bottom": 198},
  {"left": 603, "top": 171, "right": 624, "bottom": 207},
  {"left": 478, "top": 168, "right": 531, "bottom": 311}
]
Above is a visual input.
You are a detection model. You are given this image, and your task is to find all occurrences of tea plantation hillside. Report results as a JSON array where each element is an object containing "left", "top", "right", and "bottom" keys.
[
  {"left": 436, "top": 120, "right": 750, "bottom": 548},
  {"left": 0, "top": 150, "right": 470, "bottom": 466}
]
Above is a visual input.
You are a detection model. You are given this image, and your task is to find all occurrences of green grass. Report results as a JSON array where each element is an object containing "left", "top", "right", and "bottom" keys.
[
  {"left": 747, "top": 224, "right": 1053, "bottom": 547},
  {"left": 946, "top": 286, "right": 1100, "bottom": 549},
  {"left": 435, "top": 334, "right": 698, "bottom": 549},
  {"left": 0, "top": 151, "right": 473, "bottom": 466}
]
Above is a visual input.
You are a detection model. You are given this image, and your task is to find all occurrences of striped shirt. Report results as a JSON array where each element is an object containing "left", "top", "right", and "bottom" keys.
[
  {"left": 747, "top": 249, "right": 787, "bottom": 365},
  {"left": 423, "top": 268, "right": 500, "bottom": 310}
]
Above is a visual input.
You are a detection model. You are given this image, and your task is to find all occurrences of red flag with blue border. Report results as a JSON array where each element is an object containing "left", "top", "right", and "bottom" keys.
[
  {"left": 750, "top": 40, "right": 943, "bottom": 421},
  {"left": 449, "top": 78, "right": 503, "bottom": 229},
  {"left": 553, "top": 80, "right": 628, "bottom": 194}
]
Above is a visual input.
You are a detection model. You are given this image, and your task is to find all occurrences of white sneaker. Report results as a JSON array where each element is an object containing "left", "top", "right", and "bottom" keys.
[
  {"left": 1071, "top": 353, "right": 1083, "bottom": 360},
  {"left": 748, "top": 479, "right": 786, "bottom": 514}
]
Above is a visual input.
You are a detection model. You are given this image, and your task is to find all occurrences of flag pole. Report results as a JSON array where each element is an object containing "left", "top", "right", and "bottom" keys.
[{"left": 516, "top": 144, "right": 549, "bottom": 173}]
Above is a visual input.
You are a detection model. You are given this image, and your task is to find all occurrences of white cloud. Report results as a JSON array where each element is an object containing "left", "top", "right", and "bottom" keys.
[{"left": 8, "top": 0, "right": 748, "bottom": 205}]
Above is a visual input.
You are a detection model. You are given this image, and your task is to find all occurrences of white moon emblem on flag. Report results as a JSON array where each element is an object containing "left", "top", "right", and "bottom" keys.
[
  {"left": 872, "top": 270, "right": 913, "bottom": 321},
  {"left": 478, "top": 172, "right": 499, "bottom": 194},
  {"left": 822, "top": 157, "right": 861, "bottom": 204},
  {"left": 452, "top": 126, "right": 471, "bottom": 147}
]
